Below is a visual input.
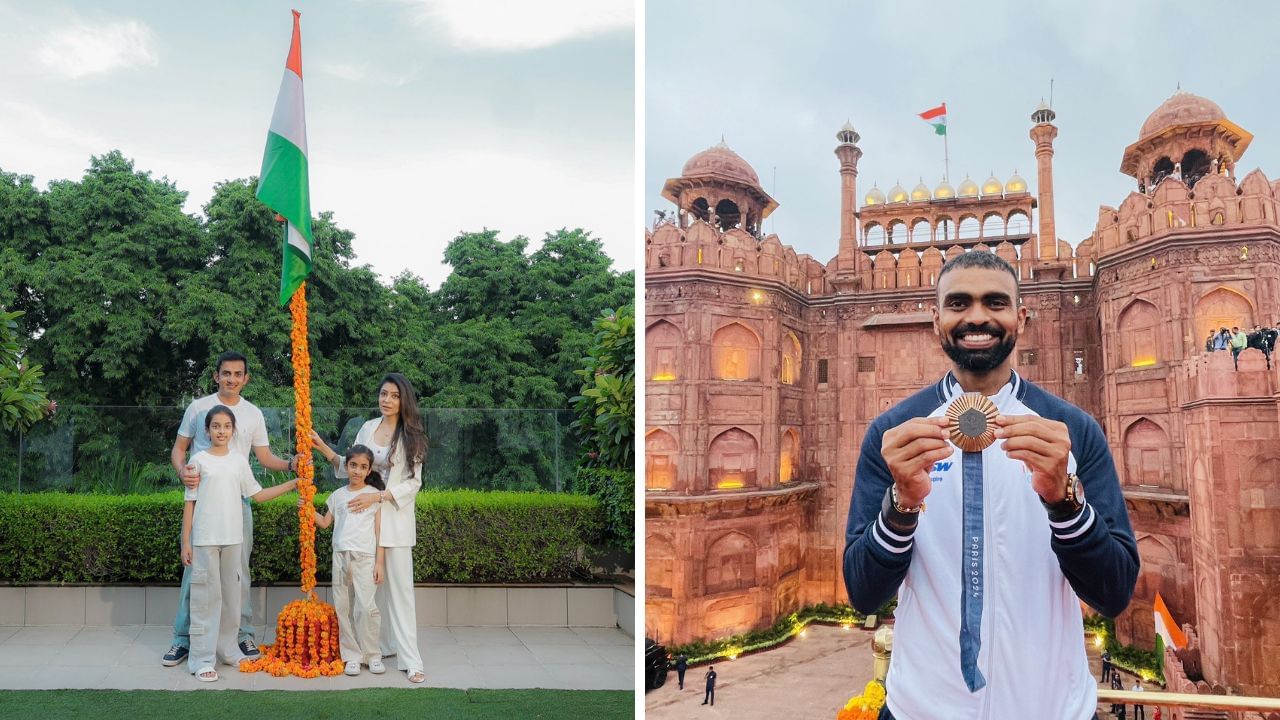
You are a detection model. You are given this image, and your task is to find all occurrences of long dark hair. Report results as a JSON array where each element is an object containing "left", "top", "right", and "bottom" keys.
[
  {"left": 381, "top": 373, "right": 427, "bottom": 478},
  {"left": 344, "top": 444, "right": 385, "bottom": 491}
]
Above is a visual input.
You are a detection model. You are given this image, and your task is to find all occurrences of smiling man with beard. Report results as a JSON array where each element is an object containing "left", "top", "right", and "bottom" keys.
[{"left": 842, "top": 252, "right": 1138, "bottom": 720}]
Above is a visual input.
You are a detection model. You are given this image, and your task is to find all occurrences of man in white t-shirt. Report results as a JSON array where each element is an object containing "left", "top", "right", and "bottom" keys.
[{"left": 161, "top": 351, "right": 300, "bottom": 667}]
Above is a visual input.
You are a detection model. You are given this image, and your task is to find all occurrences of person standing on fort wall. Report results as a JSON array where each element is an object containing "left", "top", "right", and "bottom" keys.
[{"left": 842, "top": 252, "right": 1139, "bottom": 720}]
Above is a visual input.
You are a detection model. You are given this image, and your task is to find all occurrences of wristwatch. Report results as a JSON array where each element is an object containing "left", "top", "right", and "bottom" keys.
[{"left": 1042, "top": 473, "right": 1084, "bottom": 518}]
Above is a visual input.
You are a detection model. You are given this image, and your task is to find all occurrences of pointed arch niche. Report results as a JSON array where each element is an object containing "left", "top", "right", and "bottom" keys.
[
  {"left": 647, "top": 320, "right": 681, "bottom": 382},
  {"left": 646, "top": 534, "right": 675, "bottom": 598},
  {"left": 704, "top": 531, "right": 757, "bottom": 594},
  {"left": 1117, "top": 300, "right": 1161, "bottom": 367},
  {"left": 645, "top": 428, "right": 679, "bottom": 491},
  {"left": 781, "top": 332, "right": 802, "bottom": 385},
  {"left": 712, "top": 322, "right": 760, "bottom": 381},
  {"left": 1193, "top": 287, "right": 1254, "bottom": 341},
  {"left": 779, "top": 428, "right": 800, "bottom": 483},
  {"left": 1123, "top": 418, "right": 1175, "bottom": 491},
  {"left": 709, "top": 427, "right": 758, "bottom": 490}
]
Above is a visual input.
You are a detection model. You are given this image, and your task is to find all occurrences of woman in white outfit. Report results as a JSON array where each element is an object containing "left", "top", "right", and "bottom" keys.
[{"left": 312, "top": 372, "right": 426, "bottom": 684}]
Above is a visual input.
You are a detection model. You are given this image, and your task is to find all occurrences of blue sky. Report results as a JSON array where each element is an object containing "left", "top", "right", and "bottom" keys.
[
  {"left": 646, "top": 0, "right": 1280, "bottom": 262},
  {"left": 0, "top": 0, "right": 634, "bottom": 289}
]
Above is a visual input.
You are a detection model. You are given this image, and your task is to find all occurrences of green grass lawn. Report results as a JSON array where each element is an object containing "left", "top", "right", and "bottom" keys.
[{"left": 0, "top": 688, "right": 634, "bottom": 719}]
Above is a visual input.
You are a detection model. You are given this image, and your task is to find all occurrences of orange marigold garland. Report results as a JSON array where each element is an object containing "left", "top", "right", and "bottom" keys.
[{"left": 241, "top": 282, "right": 344, "bottom": 678}]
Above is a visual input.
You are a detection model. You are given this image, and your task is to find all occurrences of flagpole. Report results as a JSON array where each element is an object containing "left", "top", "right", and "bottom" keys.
[{"left": 944, "top": 131, "right": 950, "bottom": 183}]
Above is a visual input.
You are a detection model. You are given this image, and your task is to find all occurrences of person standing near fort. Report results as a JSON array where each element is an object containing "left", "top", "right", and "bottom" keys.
[{"left": 843, "top": 252, "right": 1139, "bottom": 720}]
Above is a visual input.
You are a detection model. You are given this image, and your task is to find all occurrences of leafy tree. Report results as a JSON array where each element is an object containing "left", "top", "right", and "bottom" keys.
[
  {"left": 571, "top": 305, "right": 635, "bottom": 470},
  {"left": 0, "top": 310, "right": 51, "bottom": 433}
]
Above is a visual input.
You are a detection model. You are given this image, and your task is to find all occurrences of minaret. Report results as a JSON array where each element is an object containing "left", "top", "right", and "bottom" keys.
[
  {"left": 1029, "top": 100, "right": 1059, "bottom": 260},
  {"left": 834, "top": 120, "right": 864, "bottom": 281}
]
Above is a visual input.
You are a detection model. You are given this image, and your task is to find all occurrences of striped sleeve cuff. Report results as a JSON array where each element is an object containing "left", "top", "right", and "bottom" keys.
[
  {"left": 873, "top": 513, "right": 916, "bottom": 554},
  {"left": 1048, "top": 502, "right": 1095, "bottom": 543}
]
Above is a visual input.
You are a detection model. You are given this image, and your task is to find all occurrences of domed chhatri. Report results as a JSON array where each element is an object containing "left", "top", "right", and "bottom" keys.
[
  {"left": 681, "top": 140, "right": 762, "bottom": 187},
  {"left": 865, "top": 184, "right": 886, "bottom": 206},
  {"left": 981, "top": 173, "right": 1003, "bottom": 196},
  {"left": 1005, "top": 171, "right": 1027, "bottom": 194},
  {"left": 887, "top": 182, "right": 909, "bottom": 204},
  {"left": 957, "top": 175, "right": 980, "bottom": 198},
  {"left": 910, "top": 180, "right": 932, "bottom": 202},
  {"left": 934, "top": 179, "right": 956, "bottom": 199},
  {"left": 1138, "top": 90, "right": 1226, "bottom": 140}
]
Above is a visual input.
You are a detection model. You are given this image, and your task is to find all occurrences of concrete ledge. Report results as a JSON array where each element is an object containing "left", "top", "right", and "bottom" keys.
[{"left": 1, "top": 584, "right": 628, "bottom": 629}]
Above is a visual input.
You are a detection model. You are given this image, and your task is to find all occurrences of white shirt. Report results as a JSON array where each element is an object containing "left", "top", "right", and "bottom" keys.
[
  {"left": 326, "top": 485, "right": 381, "bottom": 555},
  {"left": 336, "top": 418, "right": 423, "bottom": 547},
  {"left": 179, "top": 394, "right": 269, "bottom": 458},
  {"left": 185, "top": 451, "right": 262, "bottom": 546}
]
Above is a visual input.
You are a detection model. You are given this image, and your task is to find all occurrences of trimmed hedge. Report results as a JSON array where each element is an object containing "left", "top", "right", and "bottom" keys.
[
  {"left": 574, "top": 467, "right": 634, "bottom": 553},
  {"left": 0, "top": 490, "right": 603, "bottom": 585},
  {"left": 667, "top": 602, "right": 891, "bottom": 664},
  {"left": 1084, "top": 614, "right": 1164, "bottom": 684}
]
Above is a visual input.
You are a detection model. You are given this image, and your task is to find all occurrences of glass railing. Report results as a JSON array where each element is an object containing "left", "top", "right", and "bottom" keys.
[{"left": 0, "top": 406, "right": 580, "bottom": 493}]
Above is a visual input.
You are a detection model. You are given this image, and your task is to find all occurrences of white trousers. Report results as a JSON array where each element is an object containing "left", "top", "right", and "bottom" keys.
[
  {"left": 377, "top": 546, "right": 422, "bottom": 672},
  {"left": 332, "top": 550, "right": 381, "bottom": 663},
  {"left": 188, "top": 543, "right": 243, "bottom": 674}
]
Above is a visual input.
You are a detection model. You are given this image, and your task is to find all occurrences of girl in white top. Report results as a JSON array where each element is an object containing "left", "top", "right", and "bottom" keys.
[
  {"left": 310, "top": 444, "right": 386, "bottom": 676},
  {"left": 181, "top": 405, "right": 297, "bottom": 682},
  {"left": 312, "top": 372, "right": 427, "bottom": 684}
]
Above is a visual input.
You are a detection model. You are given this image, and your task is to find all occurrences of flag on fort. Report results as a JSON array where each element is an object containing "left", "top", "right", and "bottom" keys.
[
  {"left": 258, "top": 10, "right": 313, "bottom": 307},
  {"left": 919, "top": 103, "right": 947, "bottom": 135},
  {"left": 1153, "top": 592, "right": 1187, "bottom": 673}
]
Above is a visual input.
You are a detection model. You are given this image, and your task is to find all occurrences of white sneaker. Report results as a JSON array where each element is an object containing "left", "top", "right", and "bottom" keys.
[
  {"left": 368, "top": 659, "right": 386, "bottom": 674},
  {"left": 344, "top": 661, "right": 361, "bottom": 676}
]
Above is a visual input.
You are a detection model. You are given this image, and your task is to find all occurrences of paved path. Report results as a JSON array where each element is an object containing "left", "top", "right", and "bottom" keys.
[
  {"left": 0, "top": 624, "right": 632, "bottom": 691},
  {"left": 645, "top": 624, "right": 876, "bottom": 719}
]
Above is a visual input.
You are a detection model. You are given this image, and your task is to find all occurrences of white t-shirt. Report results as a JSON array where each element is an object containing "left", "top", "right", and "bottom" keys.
[
  {"left": 185, "top": 451, "right": 263, "bottom": 546},
  {"left": 326, "top": 485, "right": 381, "bottom": 555},
  {"left": 178, "top": 394, "right": 269, "bottom": 459}
]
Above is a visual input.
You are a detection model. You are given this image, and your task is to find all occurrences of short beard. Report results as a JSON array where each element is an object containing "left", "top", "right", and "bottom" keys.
[{"left": 941, "top": 324, "right": 1017, "bottom": 373}]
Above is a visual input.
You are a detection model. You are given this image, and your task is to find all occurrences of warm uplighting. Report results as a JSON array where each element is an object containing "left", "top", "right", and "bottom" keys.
[
  {"left": 1094, "top": 636, "right": 1104, "bottom": 648},
  {"left": 798, "top": 629, "right": 808, "bottom": 638},
  {"left": 717, "top": 473, "right": 745, "bottom": 490},
  {"left": 750, "top": 289, "right": 766, "bottom": 304},
  {"left": 842, "top": 623, "right": 852, "bottom": 631},
  {"left": 651, "top": 372, "right": 677, "bottom": 381},
  {"left": 1131, "top": 357, "right": 1157, "bottom": 368}
]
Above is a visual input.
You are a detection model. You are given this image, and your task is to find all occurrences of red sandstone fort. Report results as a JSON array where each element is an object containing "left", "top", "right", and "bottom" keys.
[{"left": 644, "top": 91, "right": 1280, "bottom": 697}]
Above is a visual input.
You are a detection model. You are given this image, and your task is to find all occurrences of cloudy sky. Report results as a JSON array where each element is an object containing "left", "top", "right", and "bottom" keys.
[
  {"left": 0, "top": 0, "right": 634, "bottom": 289},
  {"left": 646, "top": 0, "right": 1280, "bottom": 262}
]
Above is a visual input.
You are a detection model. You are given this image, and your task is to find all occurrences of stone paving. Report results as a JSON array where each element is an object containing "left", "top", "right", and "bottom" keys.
[
  {"left": 645, "top": 624, "right": 876, "bottom": 719},
  {"left": 0, "top": 624, "right": 633, "bottom": 691}
]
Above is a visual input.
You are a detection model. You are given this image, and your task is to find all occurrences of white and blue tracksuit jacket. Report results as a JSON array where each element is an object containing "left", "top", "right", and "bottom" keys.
[{"left": 843, "top": 371, "right": 1138, "bottom": 720}]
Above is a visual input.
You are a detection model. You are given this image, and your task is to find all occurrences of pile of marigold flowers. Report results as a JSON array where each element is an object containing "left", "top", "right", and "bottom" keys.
[
  {"left": 241, "top": 283, "right": 340, "bottom": 679},
  {"left": 239, "top": 596, "right": 344, "bottom": 677},
  {"left": 836, "top": 679, "right": 886, "bottom": 720}
]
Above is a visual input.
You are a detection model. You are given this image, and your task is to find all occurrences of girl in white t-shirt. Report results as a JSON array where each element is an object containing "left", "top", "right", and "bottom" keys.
[
  {"left": 181, "top": 405, "right": 298, "bottom": 682},
  {"left": 310, "top": 444, "right": 386, "bottom": 676}
]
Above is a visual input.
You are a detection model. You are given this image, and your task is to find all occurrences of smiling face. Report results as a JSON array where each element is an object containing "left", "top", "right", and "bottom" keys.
[
  {"left": 378, "top": 381, "right": 401, "bottom": 418},
  {"left": 933, "top": 267, "right": 1027, "bottom": 375},
  {"left": 213, "top": 359, "right": 248, "bottom": 399},
  {"left": 207, "top": 411, "right": 235, "bottom": 448}
]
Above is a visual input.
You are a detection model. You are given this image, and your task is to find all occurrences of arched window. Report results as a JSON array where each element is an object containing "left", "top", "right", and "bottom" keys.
[
  {"left": 958, "top": 216, "right": 980, "bottom": 240},
  {"left": 715, "top": 199, "right": 741, "bottom": 231},
  {"left": 1123, "top": 419, "right": 1173, "bottom": 491},
  {"left": 645, "top": 429, "right": 679, "bottom": 491},
  {"left": 1007, "top": 211, "right": 1031, "bottom": 235},
  {"left": 887, "top": 220, "right": 908, "bottom": 245},
  {"left": 711, "top": 323, "right": 760, "bottom": 381},
  {"left": 709, "top": 427, "right": 758, "bottom": 490},
  {"left": 863, "top": 223, "right": 885, "bottom": 246},
  {"left": 909, "top": 219, "right": 930, "bottom": 244},
  {"left": 646, "top": 320, "right": 681, "bottom": 381},
  {"left": 1117, "top": 300, "right": 1160, "bottom": 367},
  {"left": 781, "top": 333, "right": 802, "bottom": 385},
  {"left": 982, "top": 214, "right": 1005, "bottom": 238},
  {"left": 779, "top": 429, "right": 800, "bottom": 483}
]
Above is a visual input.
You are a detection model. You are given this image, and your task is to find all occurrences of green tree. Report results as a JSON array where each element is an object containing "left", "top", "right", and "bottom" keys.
[
  {"left": 571, "top": 305, "right": 635, "bottom": 470},
  {"left": 0, "top": 310, "right": 51, "bottom": 433}
]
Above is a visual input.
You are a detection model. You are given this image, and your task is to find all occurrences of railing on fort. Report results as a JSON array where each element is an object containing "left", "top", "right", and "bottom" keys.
[{"left": 0, "top": 405, "right": 579, "bottom": 493}]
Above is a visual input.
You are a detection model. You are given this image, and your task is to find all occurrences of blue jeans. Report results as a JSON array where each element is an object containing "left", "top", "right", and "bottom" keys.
[{"left": 173, "top": 500, "right": 254, "bottom": 648}]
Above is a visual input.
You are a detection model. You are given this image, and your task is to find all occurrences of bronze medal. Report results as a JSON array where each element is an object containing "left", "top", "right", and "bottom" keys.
[{"left": 945, "top": 392, "right": 999, "bottom": 452}]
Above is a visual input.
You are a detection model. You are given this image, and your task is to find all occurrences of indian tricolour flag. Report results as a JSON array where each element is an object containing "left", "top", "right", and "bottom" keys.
[
  {"left": 258, "top": 10, "right": 313, "bottom": 306},
  {"left": 919, "top": 103, "right": 947, "bottom": 135},
  {"left": 1153, "top": 592, "right": 1187, "bottom": 674}
]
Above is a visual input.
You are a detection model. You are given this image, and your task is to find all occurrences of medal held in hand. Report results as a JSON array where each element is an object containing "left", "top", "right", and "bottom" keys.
[{"left": 946, "top": 392, "right": 999, "bottom": 452}]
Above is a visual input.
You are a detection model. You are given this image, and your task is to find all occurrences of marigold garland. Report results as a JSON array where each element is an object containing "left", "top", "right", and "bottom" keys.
[
  {"left": 836, "top": 680, "right": 886, "bottom": 720},
  {"left": 240, "top": 282, "right": 342, "bottom": 678}
]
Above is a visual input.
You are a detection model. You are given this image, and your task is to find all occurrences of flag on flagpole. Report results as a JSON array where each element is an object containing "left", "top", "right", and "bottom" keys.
[
  {"left": 919, "top": 103, "right": 947, "bottom": 136},
  {"left": 1153, "top": 592, "right": 1186, "bottom": 674},
  {"left": 258, "top": 10, "right": 313, "bottom": 307}
]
